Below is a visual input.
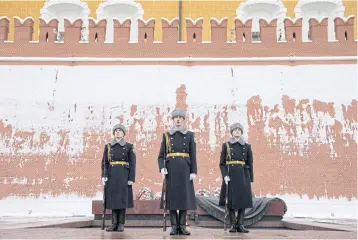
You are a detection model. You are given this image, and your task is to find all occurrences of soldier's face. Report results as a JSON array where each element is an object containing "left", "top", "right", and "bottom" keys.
[
  {"left": 173, "top": 116, "right": 184, "bottom": 127},
  {"left": 232, "top": 128, "right": 242, "bottom": 138},
  {"left": 114, "top": 129, "right": 124, "bottom": 138}
]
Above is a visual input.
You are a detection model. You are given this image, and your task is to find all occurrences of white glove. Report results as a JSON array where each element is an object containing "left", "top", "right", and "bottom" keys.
[
  {"left": 224, "top": 176, "right": 230, "bottom": 185},
  {"left": 161, "top": 168, "right": 168, "bottom": 179},
  {"left": 128, "top": 181, "right": 133, "bottom": 185},
  {"left": 102, "top": 177, "right": 108, "bottom": 185},
  {"left": 190, "top": 173, "right": 196, "bottom": 181}
]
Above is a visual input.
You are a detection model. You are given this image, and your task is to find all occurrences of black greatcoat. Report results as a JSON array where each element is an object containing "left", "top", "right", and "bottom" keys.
[
  {"left": 158, "top": 131, "right": 197, "bottom": 210},
  {"left": 101, "top": 141, "right": 136, "bottom": 209},
  {"left": 219, "top": 141, "right": 253, "bottom": 209}
]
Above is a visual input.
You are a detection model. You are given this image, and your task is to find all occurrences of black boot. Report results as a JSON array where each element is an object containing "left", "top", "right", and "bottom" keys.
[
  {"left": 106, "top": 210, "right": 118, "bottom": 232},
  {"left": 117, "top": 209, "right": 126, "bottom": 232},
  {"left": 237, "top": 209, "right": 249, "bottom": 233},
  {"left": 229, "top": 209, "right": 236, "bottom": 232},
  {"left": 169, "top": 210, "right": 179, "bottom": 235},
  {"left": 178, "top": 210, "right": 190, "bottom": 235}
]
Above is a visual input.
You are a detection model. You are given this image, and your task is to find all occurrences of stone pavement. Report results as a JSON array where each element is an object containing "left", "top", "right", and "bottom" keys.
[
  {"left": 0, "top": 216, "right": 93, "bottom": 230},
  {"left": 0, "top": 216, "right": 356, "bottom": 239},
  {"left": 0, "top": 226, "right": 357, "bottom": 239}
]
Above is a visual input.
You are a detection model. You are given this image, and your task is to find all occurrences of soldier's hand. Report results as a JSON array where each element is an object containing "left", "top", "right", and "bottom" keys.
[
  {"left": 102, "top": 177, "right": 108, "bottom": 185},
  {"left": 160, "top": 168, "right": 168, "bottom": 179},
  {"left": 190, "top": 173, "right": 196, "bottom": 181},
  {"left": 128, "top": 181, "right": 133, "bottom": 185},
  {"left": 224, "top": 176, "right": 230, "bottom": 185}
]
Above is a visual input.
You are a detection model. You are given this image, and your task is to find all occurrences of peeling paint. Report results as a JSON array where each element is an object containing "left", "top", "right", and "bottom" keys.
[{"left": 0, "top": 65, "right": 356, "bottom": 210}]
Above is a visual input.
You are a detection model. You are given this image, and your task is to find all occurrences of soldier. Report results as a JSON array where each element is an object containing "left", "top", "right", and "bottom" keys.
[
  {"left": 219, "top": 123, "right": 253, "bottom": 233},
  {"left": 101, "top": 124, "right": 136, "bottom": 232},
  {"left": 158, "top": 108, "right": 197, "bottom": 235}
]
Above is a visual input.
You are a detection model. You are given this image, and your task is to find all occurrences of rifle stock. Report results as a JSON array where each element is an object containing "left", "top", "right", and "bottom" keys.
[
  {"left": 101, "top": 182, "right": 107, "bottom": 230},
  {"left": 162, "top": 133, "right": 170, "bottom": 232},
  {"left": 224, "top": 175, "right": 229, "bottom": 231},
  {"left": 162, "top": 178, "right": 167, "bottom": 231},
  {"left": 101, "top": 144, "right": 111, "bottom": 231},
  {"left": 224, "top": 142, "right": 231, "bottom": 231}
]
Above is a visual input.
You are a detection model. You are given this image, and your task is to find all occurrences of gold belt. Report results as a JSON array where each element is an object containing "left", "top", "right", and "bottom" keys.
[
  {"left": 226, "top": 160, "right": 245, "bottom": 165},
  {"left": 167, "top": 153, "right": 190, "bottom": 157},
  {"left": 110, "top": 161, "right": 129, "bottom": 165}
]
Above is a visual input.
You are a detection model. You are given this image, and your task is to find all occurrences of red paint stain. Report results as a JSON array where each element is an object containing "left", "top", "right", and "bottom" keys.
[
  {"left": 313, "top": 100, "right": 335, "bottom": 118},
  {"left": 282, "top": 95, "right": 296, "bottom": 114},
  {"left": 175, "top": 84, "right": 188, "bottom": 111},
  {"left": 342, "top": 100, "right": 357, "bottom": 125},
  {"left": 130, "top": 105, "right": 137, "bottom": 117}
]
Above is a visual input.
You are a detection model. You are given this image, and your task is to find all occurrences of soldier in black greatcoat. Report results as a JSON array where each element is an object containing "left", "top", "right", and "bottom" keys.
[
  {"left": 101, "top": 124, "right": 136, "bottom": 232},
  {"left": 219, "top": 123, "right": 253, "bottom": 233},
  {"left": 158, "top": 108, "right": 197, "bottom": 235}
]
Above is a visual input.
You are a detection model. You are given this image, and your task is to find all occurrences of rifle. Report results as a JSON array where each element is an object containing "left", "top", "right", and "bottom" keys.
[
  {"left": 101, "top": 143, "right": 111, "bottom": 230},
  {"left": 162, "top": 133, "right": 171, "bottom": 232},
  {"left": 224, "top": 142, "right": 231, "bottom": 231},
  {"left": 101, "top": 182, "right": 107, "bottom": 230},
  {"left": 224, "top": 164, "right": 230, "bottom": 231},
  {"left": 162, "top": 177, "right": 167, "bottom": 231}
]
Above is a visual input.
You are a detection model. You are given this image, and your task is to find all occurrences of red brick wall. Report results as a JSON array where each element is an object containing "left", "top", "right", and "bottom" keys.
[{"left": 0, "top": 16, "right": 356, "bottom": 201}]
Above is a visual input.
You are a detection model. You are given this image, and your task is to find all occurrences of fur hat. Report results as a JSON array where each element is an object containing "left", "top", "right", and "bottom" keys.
[
  {"left": 112, "top": 124, "right": 126, "bottom": 136},
  {"left": 230, "top": 123, "right": 243, "bottom": 134},
  {"left": 171, "top": 108, "right": 186, "bottom": 119}
]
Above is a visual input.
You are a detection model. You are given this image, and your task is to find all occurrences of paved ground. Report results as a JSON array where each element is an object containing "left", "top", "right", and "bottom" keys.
[
  {"left": 0, "top": 216, "right": 356, "bottom": 239},
  {"left": 1, "top": 227, "right": 357, "bottom": 239},
  {"left": 0, "top": 216, "right": 93, "bottom": 230}
]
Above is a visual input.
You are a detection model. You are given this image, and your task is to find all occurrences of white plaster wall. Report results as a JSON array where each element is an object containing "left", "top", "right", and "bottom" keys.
[
  {"left": 0, "top": 64, "right": 356, "bottom": 218},
  {"left": 0, "top": 65, "right": 356, "bottom": 151}
]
